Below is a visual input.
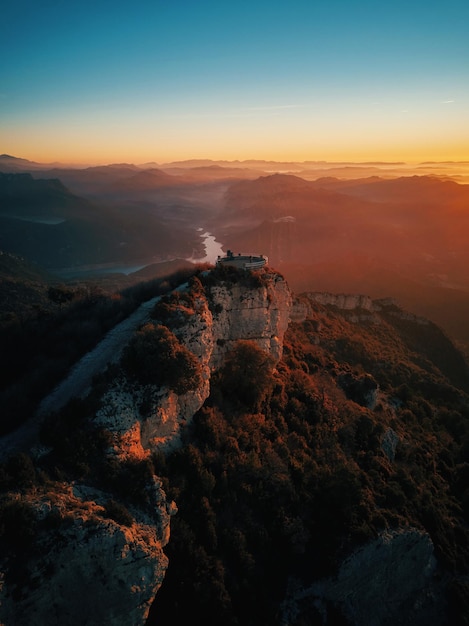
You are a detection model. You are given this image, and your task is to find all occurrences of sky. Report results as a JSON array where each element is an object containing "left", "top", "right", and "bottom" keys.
[{"left": 1, "top": 0, "right": 469, "bottom": 165}]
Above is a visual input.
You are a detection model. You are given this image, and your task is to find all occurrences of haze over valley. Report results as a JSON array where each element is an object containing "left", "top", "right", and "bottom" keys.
[{"left": 2, "top": 154, "right": 469, "bottom": 352}]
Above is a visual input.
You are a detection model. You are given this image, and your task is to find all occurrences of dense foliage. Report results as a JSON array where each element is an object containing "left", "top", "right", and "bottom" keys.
[
  {"left": 121, "top": 322, "right": 202, "bottom": 394},
  {"left": 2, "top": 265, "right": 469, "bottom": 625},
  {"left": 148, "top": 306, "right": 469, "bottom": 626},
  {"left": 0, "top": 260, "right": 203, "bottom": 435}
]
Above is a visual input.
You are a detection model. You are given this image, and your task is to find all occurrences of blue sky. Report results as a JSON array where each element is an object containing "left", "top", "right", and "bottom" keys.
[{"left": 1, "top": 0, "right": 468, "bottom": 164}]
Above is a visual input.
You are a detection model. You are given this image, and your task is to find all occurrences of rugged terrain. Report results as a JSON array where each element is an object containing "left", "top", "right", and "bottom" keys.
[{"left": 1, "top": 264, "right": 469, "bottom": 625}]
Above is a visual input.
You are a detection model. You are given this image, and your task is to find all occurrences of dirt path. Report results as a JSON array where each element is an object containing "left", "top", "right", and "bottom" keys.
[{"left": 0, "top": 294, "right": 162, "bottom": 460}]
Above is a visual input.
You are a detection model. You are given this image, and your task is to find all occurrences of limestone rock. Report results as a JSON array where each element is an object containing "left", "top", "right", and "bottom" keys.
[
  {"left": 304, "top": 292, "right": 375, "bottom": 311},
  {"left": 0, "top": 481, "right": 173, "bottom": 626},
  {"left": 338, "top": 372, "right": 379, "bottom": 409},
  {"left": 381, "top": 427, "right": 400, "bottom": 462},
  {"left": 207, "top": 271, "right": 292, "bottom": 369},
  {"left": 281, "top": 528, "right": 446, "bottom": 626},
  {"left": 95, "top": 268, "right": 292, "bottom": 457},
  {"left": 0, "top": 268, "right": 293, "bottom": 626}
]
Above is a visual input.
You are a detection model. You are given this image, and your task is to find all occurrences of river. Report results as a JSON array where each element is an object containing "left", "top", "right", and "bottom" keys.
[
  {"left": 186, "top": 230, "right": 224, "bottom": 264},
  {"left": 53, "top": 231, "right": 225, "bottom": 279}
]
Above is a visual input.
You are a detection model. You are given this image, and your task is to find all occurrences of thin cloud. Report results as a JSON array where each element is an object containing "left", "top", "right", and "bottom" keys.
[{"left": 442, "top": 100, "right": 455, "bottom": 104}]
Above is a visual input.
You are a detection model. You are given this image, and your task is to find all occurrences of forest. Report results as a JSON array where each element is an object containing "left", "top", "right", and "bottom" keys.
[{"left": 2, "top": 262, "right": 468, "bottom": 624}]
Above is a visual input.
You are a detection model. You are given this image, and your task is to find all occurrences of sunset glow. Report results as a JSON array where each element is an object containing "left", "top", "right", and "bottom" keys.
[{"left": 1, "top": 0, "right": 468, "bottom": 165}]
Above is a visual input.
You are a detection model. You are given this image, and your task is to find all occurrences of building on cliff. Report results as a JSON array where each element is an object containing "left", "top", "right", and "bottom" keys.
[{"left": 216, "top": 249, "right": 268, "bottom": 270}]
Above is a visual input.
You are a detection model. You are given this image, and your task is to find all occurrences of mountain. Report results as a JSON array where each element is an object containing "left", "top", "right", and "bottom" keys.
[
  {"left": 2, "top": 163, "right": 469, "bottom": 353},
  {"left": 111, "top": 168, "right": 179, "bottom": 191},
  {"left": 214, "top": 173, "right": 469, "bottom": 349},
  {"left": 0, "top": 172, "right": 201, "bottom": 269},
  {"left": 0, "top": 251, "right": 56, "bottom": 329},
  {"left": 324, "top": 174, "right": 469, "bottom": 206},
  {"left": 0, "top": 171, "right": 94, "bottom": 217},
  {"left": 0, "top": 154, "right": 54, "bottom": 171},
  {"left": 1, "top": 267, "right": 469, "bottom": 625},
  {"left": 0, "top": 250, "right": 53, "bottom": 284},
  {"left": 33, "top": 165, "right": 155, "bottom": 196},
  {"left": 160, "top": 164, "right": 267, "bottom": 182}
]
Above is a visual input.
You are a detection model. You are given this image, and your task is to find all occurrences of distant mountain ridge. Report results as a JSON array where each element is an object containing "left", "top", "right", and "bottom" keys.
[
  {"left": 0, "top": 172, "right": 201, "bottom": 269},
  {"left": 2, "top": 160, "right": 469, "bottom": 352},
  {"left": 0, "top": 171, "right": 93, "bottom": 217}
]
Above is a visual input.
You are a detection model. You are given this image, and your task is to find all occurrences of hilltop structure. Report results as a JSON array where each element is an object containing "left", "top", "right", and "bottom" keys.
[{"left": 216, "top": 249, "right": 268, "bottom": 270}]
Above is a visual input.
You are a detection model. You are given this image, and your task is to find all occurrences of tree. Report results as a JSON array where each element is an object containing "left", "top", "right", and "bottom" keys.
[
  {"left": 218, "top": 340, "right": 275, "bottom": 409},
  {"left": 120, "top": 323, "right": 202, "bottom": 393}
]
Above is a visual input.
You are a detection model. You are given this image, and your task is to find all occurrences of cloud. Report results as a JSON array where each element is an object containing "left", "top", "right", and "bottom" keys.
[{"left": 442, "top": 100, "right": 455, "bottom": 104}]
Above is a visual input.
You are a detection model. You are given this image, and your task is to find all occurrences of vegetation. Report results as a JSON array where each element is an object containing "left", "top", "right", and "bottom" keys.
[
  {"left": 147, "top": 302, "right": 469, "bottom": 625},
  {"left": 121, "top": 322, "right": 202, "bottom": 393},
  {"left": 0, "top": 259, "right": 205, "bottom": 435},
  {"left": 200, "top": 263, "right": 274, "bottom": 290},
  {"left": 1, "top": 265, "right": 469, "bottom": 625},
  {"left": 102, "top": 499, "right": 134, "bottom": 527}
]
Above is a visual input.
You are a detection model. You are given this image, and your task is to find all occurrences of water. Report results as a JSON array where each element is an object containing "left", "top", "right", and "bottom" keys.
[
  {"left": 53, "top": 231, "right": 224, "bottom": 279},
  {"left": 199, "top": 231, "right": 224, "bottom": 263},
  {"left": 186, "top": 230, "right": 224, "bottom": 264}
]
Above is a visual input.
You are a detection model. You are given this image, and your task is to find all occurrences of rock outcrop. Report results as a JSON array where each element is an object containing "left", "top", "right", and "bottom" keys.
[
  {"left": 281, "top": 528, "right": 447, "bottom": 626},
  {"left": 0, "top": 481, "right": 175, "bottom": 626},
  {"left": 96, "top": 269, "right": 292, "bottom": 456},
  {"left": 0, "top": 267, "right": 292, "bottom": 626},
  {"left": 207, "top": 271, "right": 291, "bottom": 369}
]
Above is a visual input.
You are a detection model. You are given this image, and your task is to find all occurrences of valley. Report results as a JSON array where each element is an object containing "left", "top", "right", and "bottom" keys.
[{"left": 1, "top": 156, "right": 469, "bottom": 352}]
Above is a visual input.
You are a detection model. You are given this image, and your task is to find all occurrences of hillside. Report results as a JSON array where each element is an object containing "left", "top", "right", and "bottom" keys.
[
  {"left": 0, "top": 172, "right": 201, "bottom": 269},
  {"left": 1, "top": 267, "right": 469, "bottom": 625},
  {"left": 2, "top": 162, "right": 469, "bottom": 351},
  {"left": 0, "top": 256, "right": 201, "bottom": 437},
  {"left": 214, "top": 173, "right": 469, "bottom": 349}
]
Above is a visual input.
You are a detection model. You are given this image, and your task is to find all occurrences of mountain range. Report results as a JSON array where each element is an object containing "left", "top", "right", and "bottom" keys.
[{"left": 1, "top": 155, "right": 468, "bottom": 353}]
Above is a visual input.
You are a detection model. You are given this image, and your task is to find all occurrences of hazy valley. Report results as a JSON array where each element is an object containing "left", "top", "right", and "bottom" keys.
[{"left": 1, "top": 154, "right": 469, "bottom": 350}]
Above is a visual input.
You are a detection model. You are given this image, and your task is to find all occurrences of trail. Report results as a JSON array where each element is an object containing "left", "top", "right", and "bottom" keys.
[
  {"left": 0, "top": 294, "right": 162, "bottom": 461},
  {"left": 0, "top": 229, "right": 218, "bottom": 462}
]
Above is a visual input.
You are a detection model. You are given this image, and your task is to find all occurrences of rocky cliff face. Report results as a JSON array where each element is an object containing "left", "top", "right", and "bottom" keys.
[
  {"left": 4, "top": 276, "right": 461, "bottom": 626},
  {"left": 281, "top": 528, "right": 446, "bottom": 626},
  {"left": 96, "top": 269, "right": 292, "bottom": 457},
  {"left": 207, "top": 271, "right": 291, "bottom": 369},
  {"left": 0, "top": 481, "right": 174, "bottom": 626},
  {"left": 0, "top": 267, "right": 292, "bottom": 626}
]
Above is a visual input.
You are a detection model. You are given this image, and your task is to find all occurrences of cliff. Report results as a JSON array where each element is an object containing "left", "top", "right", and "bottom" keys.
[
  {"left": 2, "top": 273, "right": 468, "bottom": 626},
  {"left": 281, "top": 528, "right": 446, "bottom": 626},
  {"left": 0, "top": 481, "right": 174, "bottom": 626},
  {"left": 0, "top": 266, "right": 293, "bottom": 625},
  {"left": 95, "top": 268, "right": 292, "bottom": 457}
]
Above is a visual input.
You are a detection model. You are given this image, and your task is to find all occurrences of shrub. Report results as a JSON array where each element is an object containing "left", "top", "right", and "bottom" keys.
[
  {"left": 120, "top": 323, "right": 202, "bottom": 393},
  {"left": 103, "top": 499, "right": 133, "bottom": 527},
  {"left": 217, "top": 340, "right": 275, "bottom": 410},
  {"left": 0, "top": 499, "right": 38, "bottom": 552}
]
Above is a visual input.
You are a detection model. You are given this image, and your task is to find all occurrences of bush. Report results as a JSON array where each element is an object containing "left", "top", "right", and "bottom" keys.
[
  {"left": 103, "top": 499, "right": 133, "bottom": 527},
  {"left": 217, "top": 340, "right": 275, "bottom": 409},
  {"left": 120, "top": 323, "right": 202, "bottom": 393},
  {"left": 0, "top": 499, "right": 38, "bottom": 552}
]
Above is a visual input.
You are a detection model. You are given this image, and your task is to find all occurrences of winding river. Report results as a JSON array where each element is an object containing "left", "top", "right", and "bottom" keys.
[
  {"left": 54, "top": 231, "right": 225, "bottom": 278},
  {"left": 187, "top": 230, "right": 224, "bottom": 264}
]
